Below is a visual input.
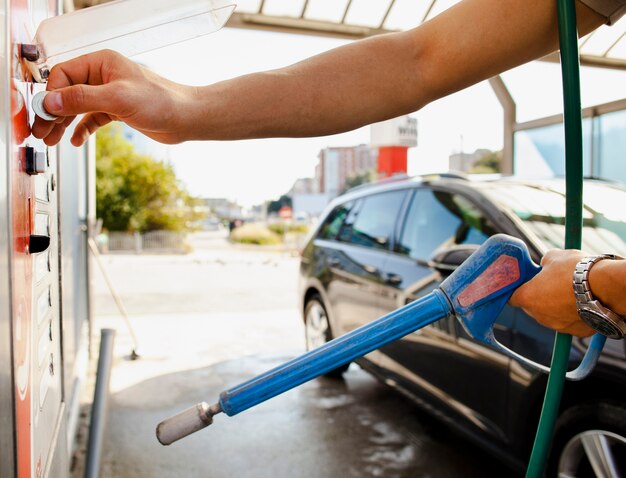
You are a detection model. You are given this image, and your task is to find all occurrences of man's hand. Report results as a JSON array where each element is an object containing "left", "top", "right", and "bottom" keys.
[
  {"left": 32, "top": 50, "right": 194, "bottom": 146},
  {"left": 510, "top": 249, "right": 594, "bottom": 337}
]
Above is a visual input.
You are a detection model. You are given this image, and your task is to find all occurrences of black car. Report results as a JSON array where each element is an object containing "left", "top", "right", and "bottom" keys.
[{"left": 298, "top": 174, "right": 626, "bottom": 476}]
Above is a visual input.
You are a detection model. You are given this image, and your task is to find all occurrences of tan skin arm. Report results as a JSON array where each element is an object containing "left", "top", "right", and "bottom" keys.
[
  {"left": 31, "top": 0, "right": 612, "bottom": 337},
  {"left": 32, "top": 0, "right": 605, "bottom": 146}
]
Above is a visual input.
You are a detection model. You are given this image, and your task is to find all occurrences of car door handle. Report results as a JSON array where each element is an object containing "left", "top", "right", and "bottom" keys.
[
  {"left": 327, "top": 258, "right": 340, "bottom": 268},
  {"left": 385, "top": 273, "right": 403, "bottom": 286}
]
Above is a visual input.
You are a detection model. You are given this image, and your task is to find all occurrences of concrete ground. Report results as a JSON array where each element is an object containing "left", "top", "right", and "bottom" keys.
[{"left": 87, "top": 231, "right": 512, "bottom": 478}]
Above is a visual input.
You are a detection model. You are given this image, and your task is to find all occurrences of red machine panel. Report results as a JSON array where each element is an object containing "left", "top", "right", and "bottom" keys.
[{"left": 9, "top": 1, "right": 66, "bottom": 477}]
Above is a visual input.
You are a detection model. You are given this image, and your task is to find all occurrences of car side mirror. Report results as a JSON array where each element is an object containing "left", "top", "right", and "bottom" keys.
[{"left": 428, "top": 244, "right": 480, "bottom": 275}]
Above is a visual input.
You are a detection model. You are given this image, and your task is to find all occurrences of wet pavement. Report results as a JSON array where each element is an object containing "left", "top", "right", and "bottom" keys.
[
  {"left": 103, "top": 358, "right": 511, "bottom": 478},
  {"left": 88, "top": 231, "right": 513, "bottom": 478}
]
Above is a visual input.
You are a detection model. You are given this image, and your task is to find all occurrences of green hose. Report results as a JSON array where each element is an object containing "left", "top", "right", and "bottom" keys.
[{"left": 525, "top": 0, "right": 583, "bottom": 476}]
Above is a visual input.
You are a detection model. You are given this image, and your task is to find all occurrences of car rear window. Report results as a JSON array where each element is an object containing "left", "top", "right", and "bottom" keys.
[{"left": 483, "top": 181, "right": 626, "bottom": 256}]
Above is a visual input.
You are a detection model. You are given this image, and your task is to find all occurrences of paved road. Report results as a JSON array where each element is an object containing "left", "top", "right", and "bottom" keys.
[{"left": 91, "top": 231, "right": 513, "bottom": 478}]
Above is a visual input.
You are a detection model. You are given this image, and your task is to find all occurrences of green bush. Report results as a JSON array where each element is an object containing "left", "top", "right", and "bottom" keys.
[
  {"left": 96, "top": 125, "right": 204, "bottom": 232},
  {"left": 230, "top": 224, "right": 281, "bottom": 245},
  {"left": 267, "top": 223, "right": 309, "bottom": 235}
]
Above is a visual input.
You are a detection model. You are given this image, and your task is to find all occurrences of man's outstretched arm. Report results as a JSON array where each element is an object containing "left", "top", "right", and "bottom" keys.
[{"left": 32, "top": 0, "right": 605, "bottom": 146}]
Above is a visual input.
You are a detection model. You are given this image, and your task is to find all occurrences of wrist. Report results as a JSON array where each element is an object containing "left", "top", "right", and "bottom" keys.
[
  {"left": 169, "top": 85, "right": 204, "bottom": 143},
  {"left": 178, "top": 83, "right": 230, "bottom": 142},
  {"left": 588, "top": 259, "right": 626, "bottom": 316}
]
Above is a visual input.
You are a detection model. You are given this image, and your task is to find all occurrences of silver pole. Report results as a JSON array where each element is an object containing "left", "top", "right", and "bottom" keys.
[{"left": 85, "top": 328, "right": 116, "bottom": 478}]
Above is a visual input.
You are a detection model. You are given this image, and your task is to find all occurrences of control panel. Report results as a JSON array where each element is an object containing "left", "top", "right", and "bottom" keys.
[{"left": 9, "top": 1, "right": 67, "bottom": 477}]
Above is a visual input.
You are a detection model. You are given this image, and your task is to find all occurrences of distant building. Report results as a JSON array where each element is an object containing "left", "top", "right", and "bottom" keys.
[
  {"left": 200, "top": 197, "right": 243, "bottom": 219},
  {"left": 287, "top": 177, "right": 319, "bottom": 196},
  {"left": 448, "top": 148, "right": 492, "bottom": 173},
  {"left": 370, "top": 115, "right": 418, "bottom": 178},
  {"left": 286, "top": 177, "right": 327, "bottom": 219},
  {"left": 316, "top": 144, "right": 378, "bottom": 198},
  {"left": 292, "top": 194, "right": 330, "bottom": 219}
]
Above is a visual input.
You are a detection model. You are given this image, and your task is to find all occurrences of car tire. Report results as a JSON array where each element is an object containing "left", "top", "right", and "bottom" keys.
[
  {"left": 304, "top": 295, "right": 349, "bottom": 378},
  {"left": 548, "top": 401, "right": 626, "bottom": 477}
]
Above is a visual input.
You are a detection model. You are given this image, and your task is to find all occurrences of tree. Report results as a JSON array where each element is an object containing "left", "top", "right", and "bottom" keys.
[
  {"left": 96, "top": 125, "right": 204, "bottom": 232},
  {"left": 267, "top": 195, "right": 292, "bottom": 215},
  {"left": 470, "top": 150, "right": 502, "bottom": 174}
]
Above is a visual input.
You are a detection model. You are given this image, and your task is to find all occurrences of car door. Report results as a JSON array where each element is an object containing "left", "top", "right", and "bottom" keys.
[
  {"left": 325, "top": 190, "right": 408, "bottom": 338},
  {"left": 378, "top": 187, "right": 513, "bottom": 443}
]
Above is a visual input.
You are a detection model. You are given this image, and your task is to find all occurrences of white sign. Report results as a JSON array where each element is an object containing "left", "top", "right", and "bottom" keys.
[{"left": 370, "top": 115, "right": 418, "bottom": 148}]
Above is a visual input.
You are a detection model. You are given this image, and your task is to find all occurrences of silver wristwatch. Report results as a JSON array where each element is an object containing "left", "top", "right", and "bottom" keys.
[{"left": 574, "top": 255, "right": 626, "bottom": 339}]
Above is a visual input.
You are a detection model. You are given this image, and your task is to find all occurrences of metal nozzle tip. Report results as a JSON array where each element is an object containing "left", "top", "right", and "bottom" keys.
[{"left": 156, "top": 402, "right": 221, "bottom": 446}]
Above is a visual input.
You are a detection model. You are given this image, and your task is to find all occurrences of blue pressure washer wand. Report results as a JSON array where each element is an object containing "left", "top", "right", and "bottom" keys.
[{"left": 156, "top": 234, "right": 605, "bottom": 445}]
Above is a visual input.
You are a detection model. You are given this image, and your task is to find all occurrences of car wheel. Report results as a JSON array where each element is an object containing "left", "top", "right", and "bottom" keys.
[
  {"left": 304, "top": 295, "right": 349, "bottom": 378},
  {"left": 548, "top": 402, "right": 626, "bottom": 477}
]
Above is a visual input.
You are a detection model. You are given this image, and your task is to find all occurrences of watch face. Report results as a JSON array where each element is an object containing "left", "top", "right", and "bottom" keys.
[{"left": 579, "top": 309, "right": 624, "bottom": 339}]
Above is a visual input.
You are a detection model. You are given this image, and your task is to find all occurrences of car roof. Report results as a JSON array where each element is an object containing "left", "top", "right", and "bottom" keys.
[{"left": 330, "top": 173, "right": 623, "bottom": 207}]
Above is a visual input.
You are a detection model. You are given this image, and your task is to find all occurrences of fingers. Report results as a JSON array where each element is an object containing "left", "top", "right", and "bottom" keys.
[
  {"left": 71, "top": 112, "right": 113, "bottom": 146},
  {"left": 508, "top": 282, "right": 527, "bottom": 308},
  {"left": 30, "top": 50, "right": 140, "bottom": 145},
  {"left": 534, "top": 314, "right": 595, "bottom": 337},
  {"left": 566, "top": 322, "right": 595, "bottom": 338},
  {"left": 32, "top": 113, "right": 76, "bottom": 140},
  {"left": 540, "top": 249, "right": 559, "bottom": 266},
  {"left": 43, "top": 83, "right": 123, "bottom": 117},
  {"left": 47, "top": 52, "right": 103, "bottom": 89},
  {"left": 33, "top": 110, "right": 112, "bottom": 146},
  {"left": 46, "top": 49, "right": 124, "bottom": 90},
  {"left": 42, "top": 122, "right": 68, "bottom": 146}
]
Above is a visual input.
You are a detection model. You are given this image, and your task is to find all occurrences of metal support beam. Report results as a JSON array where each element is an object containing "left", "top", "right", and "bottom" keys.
[
  {"left": 539, "top": 51, "right": 626, "bottom": 71},
  {"left": 421, "top": 0, "right": 438, "bottom": 23},
  {"left": 299, "top": 0, "right": 309, "bottom": 19},
  {"left": 341, "top": 0, "right": 353, "bottom": 25},
  {"left": 488, "top": 75, "right": 516, "bottom": 175},
  {"left": 227, "top": 12, "right": 391, "bottom": 40},
  {"left": 515, "top": 97, "right": 626, "bottom": 131},
  {"left": 379, "top": 0, "right": 397, "bottom": 29}
]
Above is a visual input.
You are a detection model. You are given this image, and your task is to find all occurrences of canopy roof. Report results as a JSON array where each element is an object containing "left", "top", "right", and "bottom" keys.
[
  {"left": 72, "top": 0, "right": 626, "bottom": 70},
  {"left": 227, "top": 0, "right": 626, "bottom": 70}
]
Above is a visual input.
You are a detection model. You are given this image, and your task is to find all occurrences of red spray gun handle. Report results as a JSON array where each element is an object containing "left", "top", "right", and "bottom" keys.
[{"left": 439, "top": 234, "right": 606, "bottom": 381}]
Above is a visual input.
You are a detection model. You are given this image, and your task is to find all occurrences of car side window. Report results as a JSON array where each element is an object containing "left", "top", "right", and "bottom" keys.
[
  {"left": 337, "top": 199, "right": 362, "bottom": 243},
  {"left": 397, "top": 189, "right": 496, "bottom": 261},
  {"left": 338, "top": 191, "right": 406, "bottom": 250},
  {"left": 318, "top": 202, "right": 353, "bottom": 240}
]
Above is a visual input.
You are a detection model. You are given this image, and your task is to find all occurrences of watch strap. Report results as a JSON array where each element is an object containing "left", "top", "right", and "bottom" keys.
[{"left": 574, "top": 254, "right": 626, "bottom": 339}]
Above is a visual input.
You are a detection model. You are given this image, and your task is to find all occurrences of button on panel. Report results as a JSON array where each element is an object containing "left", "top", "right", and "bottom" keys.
[
  {"left": 35, "top": 251, "right": 51, "bottom": 282},
  {"left": 38, "top": 326, "right": 50, "bottom": 367},
  {"left": 24, "top": 146, "right": 47, "bottom": 175},
  {"left": 36, "top": 287, "right": 51, "bottom": 326},
  {"left": 34, "top": 213, "right": 49, "bottom": 236},
  {"left": 35, "top": 175, "right": 50, "bottom": 202}
]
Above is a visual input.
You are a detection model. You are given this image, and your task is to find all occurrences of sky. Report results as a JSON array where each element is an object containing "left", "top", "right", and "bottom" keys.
[{"left": 133, "top": 24, "right": 626, "bottom": 207}]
